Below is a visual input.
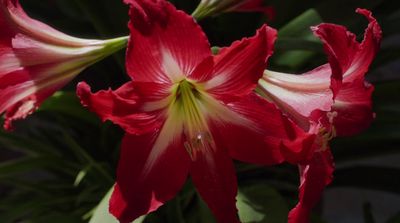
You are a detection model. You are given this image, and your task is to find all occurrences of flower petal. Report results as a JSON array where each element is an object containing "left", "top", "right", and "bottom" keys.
[
  {"left": 212, "top": 93, "right": 284, "bottom": 165},
  {"left": 0, "top": 80, "right": 37, "bottom": 129},
  {"left": 342, "top": 9, "right": 382, "bottom": 83},
  {"left": 124, "top": 0, "right": 211, "bottom": 83},
  {"left": 331, "top": 80, "right": 374, "bottom": 136},
  {"left": 259, "top": 66, "right": 333, "bottom": 130},
  {"left": 0, "top": 62, "right": 85, "bottom": 129},
  {"left": 311, "top": 24, "right": 356, "bottom": 96},
  {"left": 204, "top": 25, "right": 277, "bottom": 101},
  {"left": 0, "top": 0, "right": 100, "bottom": 47},
  {"left": 326, "top": 9, "right": 381, "bottom": 136},
  {"left": 189, "top": 143, "right": 240, "bottom": 223},
  {"left": 280, "top": 120, "right": 319, "bottom": 165},
  {"left": 110, "top": 132, "right": 190, "bottom": 223},
  {"left": 2, "top": 79, "right": 73, "bottom": 130},
  {"left": 312, "top": 8, "right": 382, "bottom": 97},
  {"left": 76, "top": 81, "right": 170, "bottom": 135},
  {"left": 0, "top": 38, "right": 103, "bottom": 77},
  {"left": 288, "top": 149, "right": 334, "bottom": 223},
  {"left": 211, "top": 93, "right": 315, "bottom": 165},
  {"left": 258, "top": 9, "right": 381, "bottom": 130}
]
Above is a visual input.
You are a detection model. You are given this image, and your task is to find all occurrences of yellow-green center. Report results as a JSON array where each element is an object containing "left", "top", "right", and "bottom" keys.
[{"left": 170, "top": 79, "right": 215, "bottom": 159}]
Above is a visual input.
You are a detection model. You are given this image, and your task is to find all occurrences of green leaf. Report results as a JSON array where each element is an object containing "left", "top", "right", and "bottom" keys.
[
  {"left": 386, "top": 211, "right": 400, "bottom": 223},
  {"left": 0, "top": 130, "right": 61, "bottom": 156},
  {"left": 176, "top": 181, "right": 216, "bottom": 223},
  {"left": 273, "top": 9, "right": 323, "bottom": 70},
  {"left": 363, "top": 202, "right": 376, "bottom": 223},
  {"left": 237, "top": 184, "right": 289, "bottom": 223},
  {"left": 74, "top": 167, "right": 90, "bottom": 187},
  {"left": 61, "top": 130, "right": 114, "bottom": 183},
  {"left": 278, "top": 9, "right": 323, "bottom": 37},
  {"left": 0, "top": 156, "right": 71, "bottom": 178},
  {"left": 89, "top": 187, "right": 146, "bottom": 223},
  {"left": 275, "top": 38, "right": 323, "bottom": 52}
]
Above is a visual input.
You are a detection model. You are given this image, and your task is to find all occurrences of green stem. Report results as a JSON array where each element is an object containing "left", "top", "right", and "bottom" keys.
[
  {"left": 102, "top": 35, "right": 129, "bottom": 56},
  {"left": 192, "top": 3, "right": 208, "bottom": 21},
  {"left": 192, "top": 3, "right": 218, "bottom": 21},
  {"left": 85, "top": 35, "right": 129, "bottom": 73}
]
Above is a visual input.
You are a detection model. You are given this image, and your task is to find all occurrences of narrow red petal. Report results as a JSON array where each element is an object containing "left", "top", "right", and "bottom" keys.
[
  {"left": 189, "top": 145, "right": 240, "bottom": 223},
  {"left": 76, "top": 81, "right": 168, "bottom": 135},
  {"left": 204, "top": 25, "right": 277, "bottom": 102},
  {"left": 288, "top": 149, "right": 335, "bottom": 223},
  {"left": 125, "top": 0, "right": 211, "bottom": 83},
  {"left": 344, "top": 9, "right": 382, "bottom": 83},
  {"left": 110, "top": 133, "right": 190, "bottom": 223},
  {"left": 311, "top": 24, "right": 357, "bottom": 97}
]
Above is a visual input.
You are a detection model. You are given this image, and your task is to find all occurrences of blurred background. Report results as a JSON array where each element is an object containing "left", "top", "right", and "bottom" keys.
[{"left": 0, "top": 0, "right": 399, "bottom": 222}]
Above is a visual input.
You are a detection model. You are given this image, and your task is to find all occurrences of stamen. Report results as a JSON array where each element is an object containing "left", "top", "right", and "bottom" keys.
[
  {"left": 184, "top": 132, "right": 215, "bottom": 160},
  {"left": 317, "top": 126, "right": 337, "bottom": 151},
  {"left": 172, "top": 79, "right": 215, "bottom": 160},
  {"left": 327, "top": 111, "right": 338, "bottom": 124}
]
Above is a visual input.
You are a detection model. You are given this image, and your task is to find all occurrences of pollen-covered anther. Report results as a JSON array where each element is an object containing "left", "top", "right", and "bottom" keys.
[
  {"left": 327, "top": 111, "right": 338, "bottom": 124},
  {"left": 316, "top": 126, "right": 337, "bottom": 151},
  {"left": 184, "top": 132, "right": 215, "bottom": 160}
]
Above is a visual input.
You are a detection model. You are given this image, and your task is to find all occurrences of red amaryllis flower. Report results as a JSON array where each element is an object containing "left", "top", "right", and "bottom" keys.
[
  {"left": 257, "top": 9, "right": 382, "bottom": 223},
  {"left": 192, "top": 0, "right": 275, "bottom": 20},
  {"left": 0, "top": 0, "right": 127, "bottom": 129},
  {"left": 77, "top": 0, "right": 312, "bottom": 222}
]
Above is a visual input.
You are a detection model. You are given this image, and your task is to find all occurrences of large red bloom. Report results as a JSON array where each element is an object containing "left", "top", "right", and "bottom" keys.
[
  {"left": 258, "top": 9, "right": 382, "bottom": 223},
  {"left": 77, "top": 0, "right": 312, "bottom": 222},
  {"left": 0, "top": 0, "right": 127, "bottom": 129}
]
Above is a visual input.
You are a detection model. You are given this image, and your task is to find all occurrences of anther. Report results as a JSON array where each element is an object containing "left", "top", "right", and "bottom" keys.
[
  {"left": 184, "top": 132, "right": 213, "bottom": 160},
  {"left": 327, "top": 111, "right": 338, "bottom": 124}
]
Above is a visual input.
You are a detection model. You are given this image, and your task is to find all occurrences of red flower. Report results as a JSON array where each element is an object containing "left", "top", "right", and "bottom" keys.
[
  {"left": 0, "top": 0, "right": 127, "bottom": 129},
  {"left": 257, "top": 9, "right": 382, "bottom": 223},
  {"left": 77, "top": 0, "right": 311, "bottom": 222}
]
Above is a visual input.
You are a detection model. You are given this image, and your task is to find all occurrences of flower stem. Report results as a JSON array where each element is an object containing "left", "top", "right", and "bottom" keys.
[{"left": 102, "top": 35, "right": 129, "bottom": 56}]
